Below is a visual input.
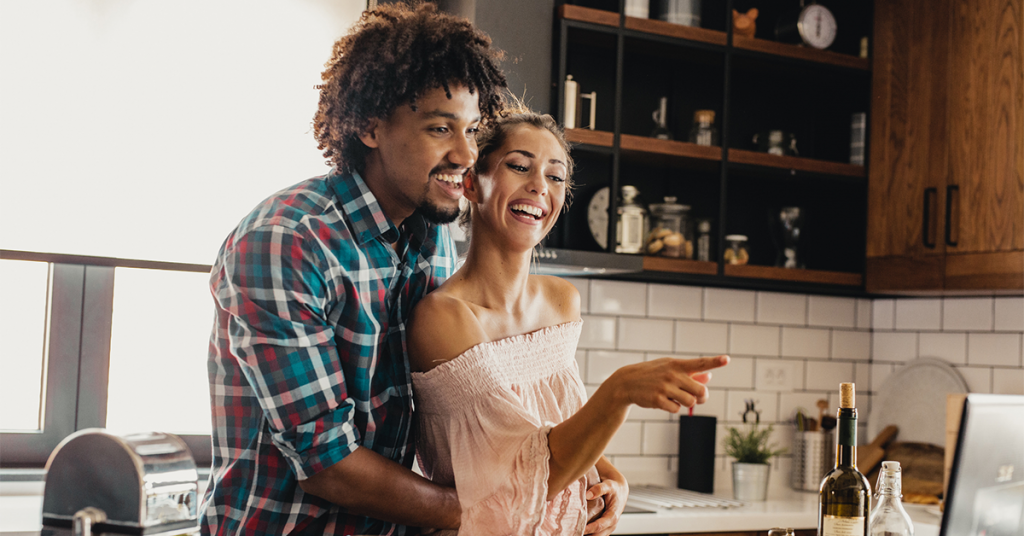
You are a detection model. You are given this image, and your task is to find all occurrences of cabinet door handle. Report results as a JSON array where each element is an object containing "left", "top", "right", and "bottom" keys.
[
  {"left": 945, "top": 184, "right": 959, "bottom": 247},
  {"left": 923, "top": 187, "right": 937, "bottom": 248}
]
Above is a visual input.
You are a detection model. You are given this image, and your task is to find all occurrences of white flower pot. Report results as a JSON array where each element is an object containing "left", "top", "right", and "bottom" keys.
[{"left": 732, "top": 461, "right": 770, "bottom": 501}]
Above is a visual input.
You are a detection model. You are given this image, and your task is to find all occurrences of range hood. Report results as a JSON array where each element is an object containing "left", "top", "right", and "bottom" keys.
[{"left": 452, "top": 241, "right": 643, "bottom": 277}]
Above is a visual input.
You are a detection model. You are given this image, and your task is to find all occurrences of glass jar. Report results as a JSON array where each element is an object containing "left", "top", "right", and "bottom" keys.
[
  {"left": 645, "top": 196, "right": 693, "bottom": 258},
  {"left": 767, "top": 529, "right": 795, "bottom": 536},
  {"left": 615, "top": 185, "right": 648, "bottom": 254},
  {"left": 724, "top": 234, "right": 749, "bottom": 265},
  {"left": 689, "top": 109, "right": 718, "bottom": 146}
]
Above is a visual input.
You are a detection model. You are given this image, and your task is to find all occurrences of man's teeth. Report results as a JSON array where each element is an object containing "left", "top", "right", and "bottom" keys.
[
  {"left": 435, "top": 174, "right": 463, "bottom": 185},
  {"left": 510, "top": 204, "right": 543, "bottom": 219}
]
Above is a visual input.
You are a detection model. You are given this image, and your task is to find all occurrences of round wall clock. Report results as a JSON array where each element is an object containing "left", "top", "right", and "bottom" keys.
[
  {"left": 776, "top": 3, "right": 837, "bottom": 50},
  {"left": 587, "top": 186, "right": 609, "bottom": 249}
]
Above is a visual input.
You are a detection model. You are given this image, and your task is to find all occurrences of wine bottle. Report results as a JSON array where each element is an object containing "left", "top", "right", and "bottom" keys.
[{"left": 818, "top": 382, "right": 871, "bottom": 536}]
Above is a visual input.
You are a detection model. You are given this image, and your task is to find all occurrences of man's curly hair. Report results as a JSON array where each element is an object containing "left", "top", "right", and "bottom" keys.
[{"left": 313, "top": 2, "right": 507, "bottom": 174}]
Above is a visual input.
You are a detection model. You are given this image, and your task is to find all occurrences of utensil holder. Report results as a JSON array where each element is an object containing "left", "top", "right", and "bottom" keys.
[{"left": 791, "top": 430, "right": 834, "bottom": 491}]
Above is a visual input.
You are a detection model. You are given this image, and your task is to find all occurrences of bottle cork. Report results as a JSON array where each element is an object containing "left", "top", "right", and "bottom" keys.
[{"left": 840, "top": 382, "right": 855, "bottom": 408}]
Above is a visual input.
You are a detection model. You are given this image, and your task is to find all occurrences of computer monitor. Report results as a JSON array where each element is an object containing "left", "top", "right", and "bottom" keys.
[{"left": 940, "top": 394, "right": 1024, "bottom": 536}]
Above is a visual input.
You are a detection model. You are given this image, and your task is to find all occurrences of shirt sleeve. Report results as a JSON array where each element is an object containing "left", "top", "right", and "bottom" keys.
[{"left": 213, "top": 223, "right": 357, "bottom": 480}]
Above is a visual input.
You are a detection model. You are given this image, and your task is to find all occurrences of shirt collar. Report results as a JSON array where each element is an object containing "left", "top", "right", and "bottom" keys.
[{"left": 328, "top": 169, "right": 430, "bottom": 245}]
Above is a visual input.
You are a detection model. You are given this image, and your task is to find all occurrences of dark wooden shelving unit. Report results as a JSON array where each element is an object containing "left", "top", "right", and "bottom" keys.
[{"left": 551, "top": 1, "right": 872, "bottom": 294}]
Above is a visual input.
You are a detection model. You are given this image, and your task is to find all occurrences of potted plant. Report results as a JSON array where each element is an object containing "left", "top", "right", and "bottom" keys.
[{"left": 723, "top": 401, "right": 787, "bottom": 501}]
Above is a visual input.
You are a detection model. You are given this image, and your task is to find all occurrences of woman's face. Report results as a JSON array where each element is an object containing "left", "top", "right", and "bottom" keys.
[{"left": 469, "top": 124, "right": 569, "bottom": 249}]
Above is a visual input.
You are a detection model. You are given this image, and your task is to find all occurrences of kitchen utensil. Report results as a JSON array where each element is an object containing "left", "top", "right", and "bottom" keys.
[
  {"left": 856, "top": 424, "right": 899, "bottom": 477},
  {"left": 563, "top": 75, "right": 596, "bottom": 130},
  {"left": 816, "top": 399, "right": 828, "bottom": 426},
  {"left": 869, "top": 358, "right": 968, "bottom": 447},
  {"left": 805, "top": 417, "right": 818, "bottom": 432},
  {"left": 651, "top": 0, "right": 701, "bottom": 27},
  {"left": 651, "top": 96, "right": 672, "bottom": 139},
  {"left": 41, "top": 429, "right": 199, "bottom": 536}
]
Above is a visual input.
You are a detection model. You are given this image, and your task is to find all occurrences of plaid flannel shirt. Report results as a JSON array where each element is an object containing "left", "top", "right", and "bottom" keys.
[{"left": 201, "top": 170, "right": 456, "bottom": 535}]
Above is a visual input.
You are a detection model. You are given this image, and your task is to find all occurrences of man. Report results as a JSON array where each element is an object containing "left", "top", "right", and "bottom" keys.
[{"left": 200, "top": 4, "right": 506, "bottom": 534}]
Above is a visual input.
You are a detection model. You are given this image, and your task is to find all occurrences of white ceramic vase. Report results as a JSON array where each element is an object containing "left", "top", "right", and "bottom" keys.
[{"left": 732, "top": 461, "right": 770, "bottom": 501}]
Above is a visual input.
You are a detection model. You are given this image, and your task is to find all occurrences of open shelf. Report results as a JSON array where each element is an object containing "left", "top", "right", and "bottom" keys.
[
  {"left": 642, "top": 256, "right": 718, "bottom": 275},
  {"left": 559, "top": 4, "right": 619, "bottom": 29},
  {"left": 621, "top": 134, "right": 722, "bottom": 161},
  {"left": 565, "top": 128, "right": 614, "bottom": 148},
  {"left": 728, "top": 149, "right": 866, "bottom": 178},
  {"left": 732, "top": 36, "right": 870, "bottom": 70},
  {"left": 723, "top": 264, "right": 863, "bottom": 286},
  {"left": 624, "top": 16, "right": 727, "bottom": 46}
]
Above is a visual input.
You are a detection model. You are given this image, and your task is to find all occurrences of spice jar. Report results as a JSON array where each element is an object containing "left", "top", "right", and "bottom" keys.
[
  {"left": 689, "top": 109, "right": 719, "bottom": 146},
  {"left": 645, "top": 196, "right": 693, "bottom": 258},
  {"left": 615, "top": 185, "right": 648, "bottom": 254},
  {"left": 724, "top": 234, "right": 749, "bottom": 265},
  {"left": 696, "top": 219, "right": 712, "bottom": 261}
]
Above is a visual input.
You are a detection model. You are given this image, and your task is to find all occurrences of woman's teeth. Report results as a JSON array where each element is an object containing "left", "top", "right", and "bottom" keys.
[
  {"left": 510, "top": 203, "right": 543, "bottom": 219},
  {"left": 435, "top": 173, "right": 463, "bottom": 186}
]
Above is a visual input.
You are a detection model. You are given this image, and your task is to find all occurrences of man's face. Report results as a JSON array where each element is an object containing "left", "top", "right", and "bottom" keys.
[{"left": 359, "top": 85, "right": 481, "bottom": 225}]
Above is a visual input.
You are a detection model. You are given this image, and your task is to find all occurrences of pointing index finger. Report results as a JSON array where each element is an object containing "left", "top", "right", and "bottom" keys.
[{"left": 679, "top": 355, "right": 729, "bottom": 372}]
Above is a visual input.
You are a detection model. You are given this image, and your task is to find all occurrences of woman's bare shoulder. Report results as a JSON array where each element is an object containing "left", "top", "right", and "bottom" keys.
[
  {"left": 408, "top": 291, "right": 488, "bottom": 373},
  {"left": 531, "top": 275, "right": 582, "bottom": 323}
]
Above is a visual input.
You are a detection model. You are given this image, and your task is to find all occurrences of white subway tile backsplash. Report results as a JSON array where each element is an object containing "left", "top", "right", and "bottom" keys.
[
  {"left": 618, "top": 317, "right": 674, "bottom": 352},
  {"left": 754, "top": 358, "right": 805, "bottom": 391},
  {"left": 994, "top": 297, "right": 1024, "bottom": 331},
  {"left": 704, "top": 288, "right": 756, "bottom": 322},
  {"left": 562, "top": 277, "right": 590, "bottom": 314},
  {"left": 725, "top": 390, "right": 779, "bottom": 424},
  {"left": 729, "top": 324, "right": 781, "bottom": 356},
  {"left": 675, "top": 320, "right": 729, "bottom": 354},
  {"left": 579, "top": 315, "right": 617, "bottom": 349},
  {"left": 705, "top": 356, "right": 754, "bottom": 389},
  {"left": 967, "top": 333, "right": 1022, "bottom": 367},
  {"left": 873, "top": 299, "right": 895, "bottom": 331},
  {"left": 895, "top": 299, "right": 942, "bottom": 331},
  {"left": 872, "top": 332, "right": 917, "bottom": 362},
  {"left": 832, "top": 330, "right": 871, "bottom": 361},
  {"left": 856, "top": 299, "right": 872, "bottom": 329},
  {"left": 605, "top": 421, "right": 643, "bottom": 455},
  {"left": 757, "top": 292, "right": 807, "bottom": 325},
  {"left": 918, "top": 332, "right": 967, "bottom": 365},
  {"left": 992, "top": 369, "right": 1024, "bottom": 395},
  {"left": 585, "top": 350, "right": 644, "bottom": 384},
  {"left": 695, "top": 388, "right": 728, "bottom": 421},
  {"left": 779, "top": 392, "right": 827, "bottom": 423},
  {"left": 808, "top": 296, "right": 856, "bottom": 328},
  {"left": 590, "top": 280, "right": 646, "bottom": 316},
  {"left": 870, "top": 363, "right": 896, "bottom": 392},
  {"left": 806, "top": 361, "right": 856, "bottom": 391},
  {"left": 781, "top": 327, "right": 830, "bottom": 359},
  {"left": 955, "top": 366, "right": 992, "bottom": 394},
  {"left": 943, "top": 297, "right": 994, "bottom": 332},
  {"left": 610, "top": 455, "right": 671, "bottom": 473},
  {"left": 855, "top": 363, "right": 871, "bottom": 392},
  {"left": 643, "top": 421, "right": 681, "bottom": 455},
  {"left": 647, "top": 283, "right": 702, "bottom": 319}
]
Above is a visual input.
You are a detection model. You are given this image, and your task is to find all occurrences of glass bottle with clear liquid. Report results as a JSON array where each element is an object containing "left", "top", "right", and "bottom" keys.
[{"left": 868, "top": 461, "right": 914, "bottom": 536}]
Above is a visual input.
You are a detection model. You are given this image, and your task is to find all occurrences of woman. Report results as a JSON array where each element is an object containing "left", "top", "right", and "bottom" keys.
[{"left": 407, "top": 109, "right": 729, "bottom": 535}]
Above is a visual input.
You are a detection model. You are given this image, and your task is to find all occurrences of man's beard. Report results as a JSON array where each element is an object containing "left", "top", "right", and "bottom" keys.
[{"left": 417, "top": 198, "right": 461, "bottom": 224}]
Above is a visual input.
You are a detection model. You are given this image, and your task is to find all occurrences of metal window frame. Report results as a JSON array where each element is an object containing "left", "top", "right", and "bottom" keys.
[{"left": 0, "top": 252, "right": 213, "bottom": 468}]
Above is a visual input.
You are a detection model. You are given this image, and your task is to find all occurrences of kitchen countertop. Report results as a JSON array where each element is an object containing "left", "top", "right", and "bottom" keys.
[
  {"left": 613, "top": 489, "right": 943, "bottom": 535},
  {"left": 0, "top": 481, "right": 943, "bottom": 536}
]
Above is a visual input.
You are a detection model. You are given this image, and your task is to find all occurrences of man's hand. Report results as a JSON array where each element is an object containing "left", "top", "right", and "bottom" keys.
[{"left": 584, "top": 458, "right": 628, "bottom": 536}]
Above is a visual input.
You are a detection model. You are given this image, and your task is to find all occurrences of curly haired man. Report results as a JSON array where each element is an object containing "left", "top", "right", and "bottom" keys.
[{"left": 201, "top": 4, "right": 505, "bottom": 534}]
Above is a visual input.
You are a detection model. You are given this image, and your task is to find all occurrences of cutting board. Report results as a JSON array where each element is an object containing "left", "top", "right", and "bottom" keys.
[
  {"left": 869, "top": 358, "right": 968, "bottom": 447},
  {"left": 857, "top": 424, "right": 898, "bottom": 476}
]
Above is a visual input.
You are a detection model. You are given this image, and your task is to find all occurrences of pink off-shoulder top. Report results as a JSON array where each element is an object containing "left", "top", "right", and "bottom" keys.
[{"left": 411, "top": 320, "right": 598, "bottom": 535}]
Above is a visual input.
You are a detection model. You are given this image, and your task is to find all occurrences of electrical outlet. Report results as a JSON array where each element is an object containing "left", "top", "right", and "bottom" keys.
[{"left": 756, "top": 361, "right": 796, "bottom": 391}]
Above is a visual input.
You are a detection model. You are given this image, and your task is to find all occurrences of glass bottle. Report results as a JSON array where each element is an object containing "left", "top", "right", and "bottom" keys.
[
  {"left": 646, "top": 197, "right": 692, "bottom": 258},
  {"left": 768, "top": 529, "right": 795, "bottom": 536},
  {"left": 689, "top": 109, "right": 718, "bottom": 146},
  {"left": 615, "top": 185, "right": 648, "bottom": 254},
  {"left": 818, "top": 382, "right": 871, "bottom": 536},
  {"left": 696, "top": 219, "right": 712, "bottom": 261},
  {"left": 869, "top": 461, "right": 914, "bottom": 536}
]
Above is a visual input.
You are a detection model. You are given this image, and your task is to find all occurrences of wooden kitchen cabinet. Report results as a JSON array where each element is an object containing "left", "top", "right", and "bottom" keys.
[{"left": 866, "top": 0, "right": 1024, "bottom": 292}]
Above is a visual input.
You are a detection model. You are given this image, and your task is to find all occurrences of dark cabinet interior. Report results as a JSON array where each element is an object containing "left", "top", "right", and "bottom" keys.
[{"left": 546, "top": 0, "right": 873, "bottom": 293}]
